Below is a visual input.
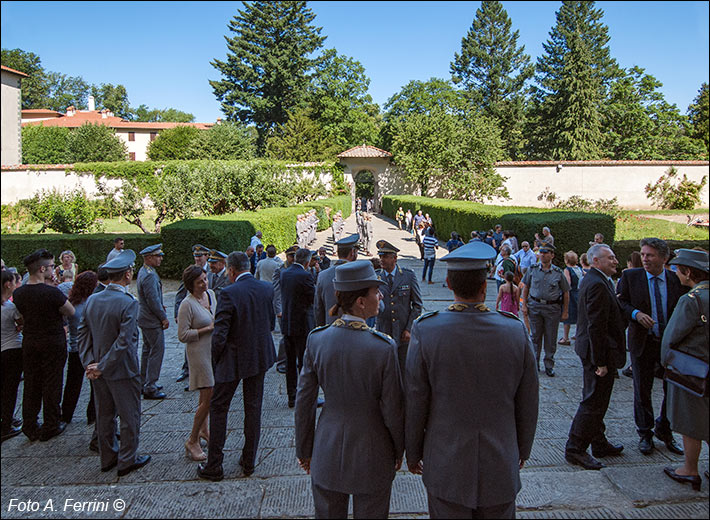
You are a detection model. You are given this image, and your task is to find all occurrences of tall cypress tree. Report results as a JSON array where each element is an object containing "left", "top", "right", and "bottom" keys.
[
  {"left": 450, "top": 1, "right": 533, "bottom": 160},
  {"left": 210, "top": 1, "right": 325, "bottom": 152},
  {"left": 529, "top": 1, "right": 620, "bottom": 160}
]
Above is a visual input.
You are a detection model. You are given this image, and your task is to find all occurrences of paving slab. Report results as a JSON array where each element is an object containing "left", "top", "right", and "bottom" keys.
[{"left": 604, "top": 464, "right": 710, "bottom": 506}]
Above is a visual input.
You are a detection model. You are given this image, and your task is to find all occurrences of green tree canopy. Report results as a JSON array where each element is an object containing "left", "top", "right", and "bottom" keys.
[
  {"left": 66, "top": 123, "right": 127, "bottom": 162},
  {"left": 265, "top": 107, "right": 340, "bottom": 162},
  {"left": 130, "top": 105, "right": 196, "bottom": 122},
  {"left": 450, "top": 1, "right": 533, "bottom": 159},
  {"left": 146, "top": 126, "right": 202, "bottom": 160},
  {"left": 210, "top": 0, "right": 326, "bottom": 152},
  {"left": 189, "top": 121, "right": 256, "bottom": 160},
  {"left": 1, "top": 48, "right": 49, "bottom": 109},
  {"left": 90, "top": 83, "right": 131, "bottom": 119},
  {"left": 309, "top": 48, "right": 379, "bottom": 149},
  {"left": 21, "top": 125, "right": 71, "bottom": 164},
  {"left": 687, "top": 82, "right": 709, "bottom": 153}
]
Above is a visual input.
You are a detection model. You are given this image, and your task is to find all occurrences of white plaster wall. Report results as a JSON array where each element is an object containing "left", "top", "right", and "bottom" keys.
[
  {"left": 1, "top": 71, "right": 23, "bottom": 166},
  {"left": 115, "top": 130, "right": 153, "bottom": 161},
  {"left": 0, "top": 169, "right": 122, "bottom": 205}
]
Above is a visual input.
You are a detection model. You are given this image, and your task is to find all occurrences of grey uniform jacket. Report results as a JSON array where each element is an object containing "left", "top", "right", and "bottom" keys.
[
  {"left": 295, "top": 319, "right": 405, "bottom": 494},
  {"left": 137, "top": 265, "right": 167, "bottom": 328},
  {"left": 78, "top": 285, "right": 140, "bottom": 381},
  {"left": 210, "top": 269, "right": 230, "bottom": 298},
  {"left": 406, "top": 304, "right": 539, "bottom": 508},
  {"left": 313, "top": 259, "right": 347, "bottom": 327},
  {"left": 376, "top": 266, "right": 423, "bottom": 345}
]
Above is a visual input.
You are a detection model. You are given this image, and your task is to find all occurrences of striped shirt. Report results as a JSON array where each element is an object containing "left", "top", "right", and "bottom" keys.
[{"left": 422, "top": 235, "right": 438, "bottom": 259}]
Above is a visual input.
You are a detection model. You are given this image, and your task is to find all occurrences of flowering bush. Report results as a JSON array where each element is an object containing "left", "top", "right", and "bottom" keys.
[{"left": 645, "top": 166, "right": 708, "bottom": 210}]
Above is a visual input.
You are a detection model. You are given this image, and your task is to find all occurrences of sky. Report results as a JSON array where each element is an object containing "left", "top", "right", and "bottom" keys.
[{"left": 1, "top": 1, "right": 708, "bottom": 123}]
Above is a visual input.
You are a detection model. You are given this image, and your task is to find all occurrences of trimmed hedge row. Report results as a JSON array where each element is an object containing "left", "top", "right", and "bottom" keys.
[
  {"left": 382, "top": 195, "right": 616, "bottom": 267},
  {"left": 0, "top": 233, "right": 157, "bottom": 275},
  {"left": 1, "top": 196, "right": 352, "bottom": 279}
]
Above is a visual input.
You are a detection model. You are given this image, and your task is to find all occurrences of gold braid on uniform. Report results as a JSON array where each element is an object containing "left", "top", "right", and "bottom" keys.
[
  {"left": 332, "top": 318, "right": 371, "bottom": 331},
  {"left": 447, "top": 303, "right": 490, "bottom": 312}
]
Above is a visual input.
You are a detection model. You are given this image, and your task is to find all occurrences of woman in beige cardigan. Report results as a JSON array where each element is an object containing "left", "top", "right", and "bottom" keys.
[{"left": 178, "top": 266, "right": 216, "bottom": 461}]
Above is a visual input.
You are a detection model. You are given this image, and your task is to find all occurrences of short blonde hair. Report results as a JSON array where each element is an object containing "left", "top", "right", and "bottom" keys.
[
  {"left": 60, "top": 250, "right": 76, "bottom": 263},
  {"left": 564, "top": 251, "right": 578, "bottom": 265}
]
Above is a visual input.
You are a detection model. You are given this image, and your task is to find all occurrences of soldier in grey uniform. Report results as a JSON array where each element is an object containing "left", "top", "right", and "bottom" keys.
[
  {"left": 363, "top": 214, "right": 374, "bottom": 255},
  {"left": 208, "top": 250, "right": 230, "bottom": 297},
  {"left": 137, "top": 244, "right": 169, "bottom": 400},
  {"left": 296, "top": 260, "right": 404, "bottom": 518},
  {"left": 406, "top": 242, "right": 539, "bottom": 519},
  {"left": 273, "top": 245, "right": 299, "bottom": 374},
  {"left": 314, "top": 234, "right": 359, "bottom": 327},
  {"left": 175, "top": 244, "right": 211, "bottom": 384},
  {"left": 375, "top": 240, "right": 423, "bottom": 373},
  {"left": 78, "top": 250, "right": 151, "bottom": 476},
  {"left": 521, "top": 244, "right": 570, "bottom": 377}
]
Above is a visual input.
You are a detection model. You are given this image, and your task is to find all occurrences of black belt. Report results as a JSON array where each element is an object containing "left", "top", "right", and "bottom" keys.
[{"left": 530, "top": 296, "right": 561, "bottom": 305}]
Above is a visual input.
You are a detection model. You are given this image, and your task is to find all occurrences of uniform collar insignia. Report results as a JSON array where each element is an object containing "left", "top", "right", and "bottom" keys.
[
  {"left": 332, "top": 318, "right": 370, "bottom": 331},
  {"left": 447, "top": 302, "right": 490, "bottom": 312}
]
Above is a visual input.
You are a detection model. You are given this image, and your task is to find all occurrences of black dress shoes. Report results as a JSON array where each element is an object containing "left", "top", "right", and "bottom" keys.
[
  {"left": 239, "top": 455, "right": 255, "bottom": 476},
  {"left": 117, "top": 455, "right": 151, "bottom": 477},
  {"left": 565, "top": 451, "right": 606, "bottom": 470},
  {"left": 591, "top": 442, "right": 624, "bottom": 458},
  {"left": 317, "top": 397, "right": 325, "bottom": 408},
  {"left": 622, "top": 366, "right": 633, "bottom": 378},
  {"left": 288, "top": 397, "right": 295, "bottom": 408},
  {"left": 143, "top": 391, "right": 166, "bottom": 400},
  {"left": 639, "top": 436, "right": 654, "bottom": 455},
  {"left": 176, "top": 371, "right": 189, "bottom": 382},
  {"left": 11, "top": 417, "right": 22, "bottom": 428},
  {"left": 276, "top": 365, "right": 287, "bottom": 374},
  {"left": 663, "top": 467, "right": 701, "bottom": 491},
  {"left": 655, "top": 432, "right": 684, "bottom": 455},
  {"left": 101, "top": 460, "right": 118, "bottom": 472},
  {"left": 545, "top": 367, "right": 555, "bottom": 377},
  {"left": 39, "top": 421, "right": 67, "bottom": 442},
  {"left": 1, "top": 426, "right": 22, "bottom": 442},
  {"left": 197, "top": 463, "right": 224, "bottom": 481}
]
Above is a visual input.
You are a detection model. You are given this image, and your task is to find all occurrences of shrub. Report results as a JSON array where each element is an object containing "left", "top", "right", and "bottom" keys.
[
  {"left": 66, "top": 122, "right": 127, "bottom": 162},
  {"left": 645, "top": 166, "right": 708, "bottom": 210},
  {"left": 21, "top": 125, "right": 71, "bottom": 164},
  {"left": 147, "top": 126, "right": 201, "bottom": 160},
  {"left": 537, "top": 187, "right": 622, "bottom": 218},
  {"left": 382, "top": 195, "right": 615, "bottom": 266},
  {"left": 24, "top": 188, "right": 104, "bottom": 234}
]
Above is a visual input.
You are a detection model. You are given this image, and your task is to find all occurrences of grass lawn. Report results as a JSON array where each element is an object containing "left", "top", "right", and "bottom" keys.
[
  {"left": 5, "top": 210, "right": 173, "bottom": 235},
  {"left": 614, "top": 214, "right": 709, "bottom": 241}
]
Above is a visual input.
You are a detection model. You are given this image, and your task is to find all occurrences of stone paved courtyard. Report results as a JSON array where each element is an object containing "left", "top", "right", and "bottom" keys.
[{"left": 1, "top": 212, "right": 708, "bottom": 518}]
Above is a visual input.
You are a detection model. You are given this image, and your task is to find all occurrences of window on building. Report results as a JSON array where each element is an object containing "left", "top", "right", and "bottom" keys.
[
  {"left": 150, "top": 132, "right": 157, "bottom": 142},
  {"left": 128, "top": 132, "right": 135, "bottom": 141},
  {"left": 129, "top": 152, "right": 136, "bottom": 161}
]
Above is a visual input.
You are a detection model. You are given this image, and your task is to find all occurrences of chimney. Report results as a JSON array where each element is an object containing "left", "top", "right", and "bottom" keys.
[
  {"left": 216, "top": 118, "right": 222, "bottom": 124},
  {"left": 88, "top": 95, "right": 95, "bottom": 111},
  {"left": 66, "top": 106, "right": 76, "bottom": 116},
  {"left": 101, "top": 109, "right": 108, "bottom": 119}
]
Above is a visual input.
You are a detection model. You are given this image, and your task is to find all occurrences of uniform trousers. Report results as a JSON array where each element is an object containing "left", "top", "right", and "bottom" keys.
[
  {"left": 284, "top": 334, "right": 308, "bottom": 399},
  {"left": 205, "top": 372, "right": 266, "bottom": 471},
  {"left": 61, "top": 351, "right": 86, "bottom": 423},
  {"left": 140, "top": 326, "right": 165, "bottom": 394},
  {"left": 630, "top": 336, "right": 671, "bottom": 439},
  {"left": 22, "top": 336, "right": 66, "bottom": 436},
  {"left": 93, "top": 375, "right": 141, "bottom": 471},
  {"left": 1, "top": 348, "right": 23, "bottom": 434},
  {"left": 312, "top": 482, "right": 392, "bottom": 519},
  {"left": 427, "top": 492, "right": 516, "bottom": 519},
  {"left": 276, "top": 317, "right": 287, "bottom": 370},
  {"left": 565, "top": 358, "right": 615, "bottom": 454},
  {"left": 527, "top": 302, "right": 561, "bottom": 370}
]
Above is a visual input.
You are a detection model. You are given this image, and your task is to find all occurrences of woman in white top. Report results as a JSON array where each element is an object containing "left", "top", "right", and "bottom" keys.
[
  {"left": 177, "top": 266, "right": 216, "bottom": 461},
  {"left": 55, "top": 250, "right": 78, "bottom": 281}
]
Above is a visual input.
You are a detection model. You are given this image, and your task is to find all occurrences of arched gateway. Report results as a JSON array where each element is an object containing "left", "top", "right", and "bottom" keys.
[{"left": 336, "top": 145, "right": 392, "bottom": 213}]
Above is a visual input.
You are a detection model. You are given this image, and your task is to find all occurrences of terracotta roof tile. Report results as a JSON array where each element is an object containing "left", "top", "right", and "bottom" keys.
[
  {"left": 1, "top": 65, "right": 28, "bottom": 77},
  {"left": 495, "top": 160, "right": 709, "bottom": 166},
  {"left": 21, "top": 110, "right": 212, "bottom": 130},
  {"left": 337, "top": 145, "right": 392, "bottom": 158}
]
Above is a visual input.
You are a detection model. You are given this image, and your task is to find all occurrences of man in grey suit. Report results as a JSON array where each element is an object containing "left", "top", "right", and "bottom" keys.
[
  {"left": 78, "top": 250, "right": 151, "bottom": 477},
  {"left": 137, "top": 244, "right": 169, "bottom": 400},
  {"left": 375, "top": 240, "right": 423, "bottom": 373},
  {"left": 273, "top": 245, "right": 299, "bottom": 374},
  {"left": 406, "top": 242, "right": 539, "bottom": 519},
  {"left": 314, "top": 234, "right": 359, "bottom": 326},
  {"left": 197, "top": 252, "right": 276, "bottom": 481},
  {"left": 208, "top": 250, "right": 230, "bottom": 297}
]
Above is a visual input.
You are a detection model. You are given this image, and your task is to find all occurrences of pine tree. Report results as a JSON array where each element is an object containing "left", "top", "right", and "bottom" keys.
[
  {"left": 209, "top": 1, "right": 325, "bottom": 152},
  {"left": 529, "top": 1, "right": 620, "bottom": 160},
  {"left": 688, "top": 83, "right": 709, "bottom": 153},
  {"left": 450, "top": 1, "right": 533, "bottom": 159}
]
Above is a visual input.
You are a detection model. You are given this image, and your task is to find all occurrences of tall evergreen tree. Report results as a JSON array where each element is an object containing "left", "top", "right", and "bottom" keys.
[
  {"left": 529, "top": 1, "right": 620, "bottom": 160},
  {"left": 450, "top": 1, "right": 533, "bottom": 159},
  {"left": 209, "top": 1, "right": 326, "bottom": 153},
  {"left": 688, "top": 82, "right": 709, "bottom": 153}
]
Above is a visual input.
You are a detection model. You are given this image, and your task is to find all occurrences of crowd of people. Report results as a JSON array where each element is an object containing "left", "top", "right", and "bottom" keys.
[{"left": 1, "top": 208, "right": 708, "bottom": 519}]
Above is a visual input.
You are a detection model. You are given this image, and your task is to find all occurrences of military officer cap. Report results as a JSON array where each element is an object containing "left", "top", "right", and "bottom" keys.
[
  {"left": 139, "top": 244, "right": 164, "bottom": 256},
  {"left": 207, "top": 250, "right": 227, "bottom": 263},
  {"left": 103, "top": 249, "right": 136, "bottom": 274},
  {"left": 335, "top": 233, "right": 360, "bottom": 248},
  {"left": 333, "top": 260, "right": 387, "bottom": 291},
  {"left": 440, "top": 241, "right": 496, "bottom": 271},
  {"left": 192, "top": 244, "right": 210, "bottom": 256},
  {"left": 376, "top": 240, "right": 400, "bottom": 255},
  {"left": 285, "top": 245, "right": 299, "bottom": 255},
  {"left": 670, "top": 248, "right": 709, "bottom": 273},
  {"left": 538, "top": 244, "right": 556, "bottom": 253}
]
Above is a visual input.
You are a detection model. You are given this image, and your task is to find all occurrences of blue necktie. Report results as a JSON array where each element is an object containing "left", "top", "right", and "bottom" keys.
[{"left": 652, "top": 276, "right": 665, "bottom": 337}]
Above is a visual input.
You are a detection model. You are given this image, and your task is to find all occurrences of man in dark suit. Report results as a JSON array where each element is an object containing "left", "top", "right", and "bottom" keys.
[
  {"left": 197, "top": 252, "right": 276, "bottom": 481},
  {"left": 280, "top": 248, "right": 316, "bottom": 408},
  {"left": 565, "top": 244, "right": 627, "bottom": 470},
  {"left": 617, "top": 237, "right": 686, "bottom": 456}
]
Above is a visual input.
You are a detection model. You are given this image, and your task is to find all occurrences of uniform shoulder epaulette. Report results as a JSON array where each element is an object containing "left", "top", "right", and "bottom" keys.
[
  {"left": 415, "top": 310, "right": 438, "bottom": 322},
  {"left": 497, "top": 310, "right": 521, "bottom": 321},
  {"left": 309, "top": 324, "right": 330, "bottom": 335},
  {"left": 369, "top": 329, "right": 394, "bottom": 343},
  {"left": 551, "top": 264, "right": 563, "bottom": 272},
  {"left": 401, "top": 266, "right": 414, "bottom": 275}
]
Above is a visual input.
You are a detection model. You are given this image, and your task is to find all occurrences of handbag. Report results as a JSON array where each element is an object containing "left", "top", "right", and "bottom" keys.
[{"left": 663, "top": 292, "right": 709, "bottom": 398}]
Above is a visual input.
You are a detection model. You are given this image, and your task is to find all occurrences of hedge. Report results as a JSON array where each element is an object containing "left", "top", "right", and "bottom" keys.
[
  {"left": 382, "top": 195, "right": 616, "bottom": 267},
  {"left": 0, "top": 233, "right": 158, "bottom": 275}
]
